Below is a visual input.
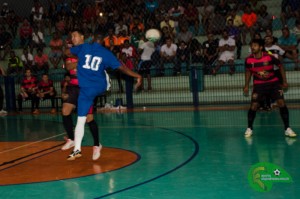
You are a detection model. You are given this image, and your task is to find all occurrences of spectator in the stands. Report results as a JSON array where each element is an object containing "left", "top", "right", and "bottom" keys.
[
  {"left": 6, "top": 10, "right": 19, "bottom": 39},
  {"left": 104, "top": 28, "right": 119, "bottom": 53},
  {"left": 115, "top": 19, "right": 128, "bottom": 36},
  {"left": 199, "top": 0, "right": 215, "bottom": 34},
  {"left": 95, "top": 15, "right": 112, "bottom": 36},
  {"left": 30, "top": 26, "right": 46, "bottom": 54},
  {"left": 160, "top": 37, "right": 177, "bottom": 76},
  {"left": 0, "top": 26, "right": 12, "bottom": 60},
  {"left": 21, "top": 47, "right": 34, "bottom": 70},
  {"left": 177, "top": 25, "right": 193, "bottom": 45},
  {"left": 30, "top": 0, "right": 44, "bottom": 31},
  {"left": 130, "top": 17, "right": 145, "bottom": 33},
  {"left": 257, "top": 4, "right": 273, "bottom": 31},
  {"left": 189, "top": 38, "right": 203, "bottom": 64},
  {"left": 44, "top": 1, "right": 57, "bottom": 35},
  {"left": 81, "top": 20, "right": 92, "bottom": 41},
  {"left": 145, "top": 0, "right": 159, "bottom": 15},
  {"left": 34, "top": 48, "right": 49, "bottom": 73},
  {"left": 160, "top": 14, "right": 176, "bottom": 35},
  {"left": 131, "top": 26, "right": 143, "bottom": 49},
  {"left": 226, "top": 8, "right": 243, "bottom": 28},
  {"left": 19, "top": 18, "right": 33, "bottom": 48},
  {"left": 121, "top": 39, "right": 137, "bottom": 68},
  {"left": 281, "top": 0, "right": 300, "bottom": 26},
  {"left": 191, "top": 19, "right": 201, "bottom": 36},
  {"left": 160, "top": 26, "right": 175, "bottom": 46},
  {"left": 175, "top": 41, "right": 190, "bottom": 74},
  {"left": 36, "top": 73, "right": 57, "bottom": 114},
  {"left": 117, "top": 29, "right": 131, "bottom": 47},
  {"left": 292, "top": 19, "right": 300, "bottom": 44},
  {"left": 210, "top": 0, "right": 231, "bottom": 34},
  {"left": 202, "top": 32, "right": 219, "bottom": 75},
  {"left": 241, "top": 4, "right": 257, "bottom": 44},
  {"left": 0, "top": 2, "right": 9, "bottom": 24},
  {"left": 278, "top": 27, "right": 299, "bottom": 70},
  {"left": 265, "top": 28, "right": 278, "bottom": 44},
  {"left": 227, "top": 19, "right": 242, "bottom": 59},
  {"left": 212, "top": 29, "right": 236, "bottom": 75},
  {"left": 17, "top": 69, "right": 39, "bottom": 114},
  {"left": 7, "top": 50, "right": 23, "bottom": 75},
  {"left": 83, "top": 3, "right": 96, "bottom": 28},
  {"left": 49, "top": 31, "right": 63, "bottom": 69},
  {"left": 184, "top": 2, "right": 199, "bottom": 28},
  {"left": 55, "top": 13, "right": 66, "bottom": 35},
  {"left": 168, "top": 1, "right": 185, "bottom": 27},
  {"left": 138, "top": 38, "right": 155, "bottom": 91}
]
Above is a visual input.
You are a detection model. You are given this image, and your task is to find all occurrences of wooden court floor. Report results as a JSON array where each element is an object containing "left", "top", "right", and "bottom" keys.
[{"left": 0, "top": 107, "right": 300, "bottom": 199}]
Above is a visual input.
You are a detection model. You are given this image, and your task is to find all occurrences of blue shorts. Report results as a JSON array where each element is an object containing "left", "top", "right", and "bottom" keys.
[{"left": 77, "top": 86, "right": 106, "bottom": 116}]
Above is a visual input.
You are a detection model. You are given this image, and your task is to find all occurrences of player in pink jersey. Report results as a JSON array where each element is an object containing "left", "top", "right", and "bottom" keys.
[{"left": 243, "top": 39, "right": 297, "bottom": 138}]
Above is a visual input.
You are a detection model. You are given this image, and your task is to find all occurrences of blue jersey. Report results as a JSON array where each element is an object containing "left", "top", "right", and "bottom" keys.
[{"left": 70, "top": 43, "right": 121, "bottom": 88}]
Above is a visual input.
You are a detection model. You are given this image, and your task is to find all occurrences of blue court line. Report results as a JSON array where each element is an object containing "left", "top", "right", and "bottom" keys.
[{"left": 94, "top": 126, "right": 199, "bottom": 199}]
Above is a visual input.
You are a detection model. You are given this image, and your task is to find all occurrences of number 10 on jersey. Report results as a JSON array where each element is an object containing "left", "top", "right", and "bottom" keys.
[{"left": 83, "top": 55, "right": 102, "bottom": 71}]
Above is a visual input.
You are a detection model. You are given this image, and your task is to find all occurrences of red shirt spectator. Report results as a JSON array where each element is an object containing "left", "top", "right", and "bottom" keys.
[
  {"left": 242, "top": 8, "right": 257, "bottom": 28},
  {"left": 19, "top": 19, "right": 33, "bottom": 38},
  {"left": 83, "top": 3, "right": 96, "bottom": 24},
  {"left": 34, "top": 53, "right": 48, "bottom": 66}
]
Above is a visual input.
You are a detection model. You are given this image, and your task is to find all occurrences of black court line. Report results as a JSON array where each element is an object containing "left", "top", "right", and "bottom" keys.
[
  {"left": 94, "top": 126, "right": 199, "bottom": 199},
  {"left": 0, "top": 143, "right": 63, "bottom": 170}
]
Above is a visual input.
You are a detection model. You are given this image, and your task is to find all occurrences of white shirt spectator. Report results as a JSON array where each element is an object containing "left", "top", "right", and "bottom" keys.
[
  {"left": 121, "top": 46, "right": 134, "bottom": 57},
  {"left": 31, "top": 6, "right": 43, "bottom": 21},
  {"left": 218, "top": 37, "right": 235, "bottom": 62},
  {"left": 265, "top": 45, "right": 285, "bottom": 70},
  {"left": 161, "top": 43, "right": 177, "bottom": 56},
  {"left": 115, "top": 24, "right": 128, "bottom": 35},
  {"left": 21, "top": 53, "right": 34, "bottom": 64},
  {"left": 139, "top": 41, "right": 155, "bottom": 61},
  {"left": 32, "top": 31, "right": 45, "bottom": 44}
]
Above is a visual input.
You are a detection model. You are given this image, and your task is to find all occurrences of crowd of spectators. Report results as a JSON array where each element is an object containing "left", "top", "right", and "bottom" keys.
[
  {"left": 0, "top": 0, "right": 299, "bottom": 101},
  {"left": 0, "top": 0, "right": 299, "bottom": 74}
]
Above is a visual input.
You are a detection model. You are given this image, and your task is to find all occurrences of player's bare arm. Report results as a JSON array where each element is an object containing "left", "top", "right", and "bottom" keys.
[
  {"left": 243, "top": 70, "right": 252, "bottom": 95},
  {"left": 118, "top": 65, "right": 142, "bottom": 89}
]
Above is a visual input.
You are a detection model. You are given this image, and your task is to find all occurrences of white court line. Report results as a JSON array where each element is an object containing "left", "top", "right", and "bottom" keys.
[
  {"left": 0, "top": 133, "right": 65, "bottom": 154},
  {"left": 2, "top": 123, "right": 300, "bottom": 154}
]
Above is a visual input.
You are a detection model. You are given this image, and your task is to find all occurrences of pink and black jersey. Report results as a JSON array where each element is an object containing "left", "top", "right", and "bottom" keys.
[
  {"left": 38, "top": 80, "right": 54, "bottom": 92},
  {"left": 21, "top": 76, "right": 38, "bottom": 90},
  {"left": 245, "top": 52, "right": 282, "bottom": 85}
]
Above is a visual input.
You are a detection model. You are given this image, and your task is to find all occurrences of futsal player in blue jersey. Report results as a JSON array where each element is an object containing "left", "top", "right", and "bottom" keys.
[{"left": 65, "top": 29, "right": 142, "bottom": 160}]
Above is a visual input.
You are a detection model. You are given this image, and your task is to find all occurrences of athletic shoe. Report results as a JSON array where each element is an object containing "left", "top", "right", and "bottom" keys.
[
  {"left": 285, "top": 128, "right": 297, "bottom": 137},
  {"left": 67, "top": 150, "right": 82, "bottom": 161},
  {"left": 92, "top": 144, "right": 102, "bottom": 161},
  {"left": 0, "top": 109, "right": 7, "bottom": 115},
  {"left": 61, "top": 139, "right": 75, "bottom": 150},
  {"left": 32, "top": 109, "right": 40, "bottom": 114},
  {"left": 244, "top": 128, "right": 253, "bottom": 138}
]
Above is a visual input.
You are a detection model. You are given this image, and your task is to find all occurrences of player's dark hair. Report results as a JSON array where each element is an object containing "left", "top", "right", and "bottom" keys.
[
  {"left": 251, "top": 39, "right": 264, "bottom": 47},
  {"left": 72, "top": 28, "right": 84, "bottom": 36}
]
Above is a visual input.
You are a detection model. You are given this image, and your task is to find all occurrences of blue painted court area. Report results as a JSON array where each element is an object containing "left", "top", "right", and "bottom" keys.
[{"left": 0, "top": 108, "right": 299, "bottom": 199}]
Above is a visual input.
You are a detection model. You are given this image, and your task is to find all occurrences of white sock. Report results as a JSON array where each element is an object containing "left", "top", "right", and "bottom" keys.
[{"left": 74, "top": 116, "right": 87, "bottom": 151}]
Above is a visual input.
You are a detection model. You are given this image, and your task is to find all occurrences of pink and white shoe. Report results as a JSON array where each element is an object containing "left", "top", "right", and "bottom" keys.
[
  {"left": 92, "top": 144, "right": 102, "bottom": 161},
  {"left": 61, "top": 139, "right": 75, "bottom": 150}
]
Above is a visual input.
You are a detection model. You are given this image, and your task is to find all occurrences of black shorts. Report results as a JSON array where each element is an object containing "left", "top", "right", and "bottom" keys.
[
  {"left": 139, "top": 60, "right": 152, "bottom": 75},
  {"left": 251, "top": 82, "right": 284, "bottom": 103},
  {"left": 63, "top": 85, "right": 79, "bottom": 105},
  {"left": 274, "top": 69, "right": 283, "bottom": 84}
]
